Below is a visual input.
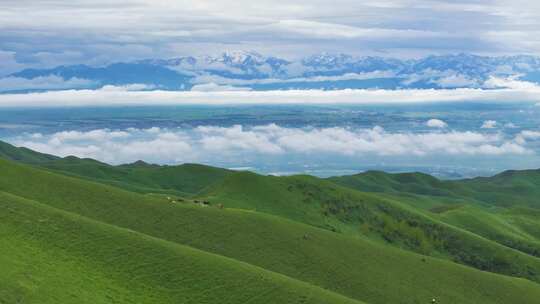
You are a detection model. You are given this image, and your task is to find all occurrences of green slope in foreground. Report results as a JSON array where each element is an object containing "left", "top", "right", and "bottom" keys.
[
  {"left": 0, "top": 191, "right": 360, "bottom": 304},
  {"left": 5, "top": 137, "right": 540, "bottom": 275},
  {"left": 2, "top": 158, "right": 540, "bottom": 303}
]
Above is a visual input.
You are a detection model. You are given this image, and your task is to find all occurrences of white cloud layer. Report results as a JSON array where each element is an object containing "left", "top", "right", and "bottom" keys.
[
  {"left": 10, "top": 124, "right": 536, "bottom": 165},
  {"left": 191, "top": 71, "right": 397, "bottom": 86},
  {"left": 190, "top": 83, "right": 252, "bottom": 92},
  {"left": 481, "top": 120, "right": 498, "bottom": 129},
  {"left": 1, "top": 84, "right": 540, "bottom": 107},
  {"left": 426, "top": 119, "right": 448, "bottom": 128},
  {"left": 0, "top": 75, "right": 95, "bottom": 92}
]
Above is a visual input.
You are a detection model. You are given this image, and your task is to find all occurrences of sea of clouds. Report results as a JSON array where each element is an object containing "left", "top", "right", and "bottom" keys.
[
  {"left": 11, "top": 124, "right": 539, "bottom": 165},
  {"left": 0, "top": 76, "right": 539, "bottom": 107}
]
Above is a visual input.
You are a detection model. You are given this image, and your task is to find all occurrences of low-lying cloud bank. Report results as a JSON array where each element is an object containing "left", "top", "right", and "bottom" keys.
[
  {"left": 10, "top": 125, "right": 536, "bottom": 165},
  {"left": 0, "top": 75, "right": 96, "bottom": 92},
  {"left": 1, "top": 83, "right": 540, "bottom": 107}
]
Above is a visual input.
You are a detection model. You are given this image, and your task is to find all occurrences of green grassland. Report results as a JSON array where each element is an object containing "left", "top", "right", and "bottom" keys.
[
  {"left": 2, "top": 140, "right": 540, "bottom": 303},
  {"left": 36, "top": 157, "right": 231, "bottom": 197},
  {"left": 196, "top": 171, "right": 540, "bottom": 281},
  {"left": 0, "top": 140, "right": 59, "bottom": 164},
  {"left": 328, "top": 169, "right": 540, "bottom": 209},
  {"left": 329, "top": 171, "right": 540, "bottom": 257},
  {"left": 0, "top": 191, "right": 361, "bottom": 304},
  {"left": 2, "top": 141, "right": 231, "bottom": 196}
]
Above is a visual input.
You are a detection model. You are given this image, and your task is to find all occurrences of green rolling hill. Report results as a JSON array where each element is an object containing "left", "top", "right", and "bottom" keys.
[
  {"left": 40, "top": 157, "right": 232, "bottom": 196},
  {"left": 328, "top": 169, "right": 540, "bottom": 208},
  {"left": 0, "top": 191, "right": 361, "bottom": 304},
  {"left": 0, "top": 140, "right": 59, "bottom": 164},
  {"left": 0, "top": 141, "right": 231, "bottom": 196},
  {"left": 2, "top": 139, "right": 540, "bottom": 303}
]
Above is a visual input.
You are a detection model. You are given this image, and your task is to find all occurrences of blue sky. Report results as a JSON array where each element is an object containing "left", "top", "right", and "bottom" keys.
[{"left": 1, "top": 0, "right": 540, "bottom": 75}]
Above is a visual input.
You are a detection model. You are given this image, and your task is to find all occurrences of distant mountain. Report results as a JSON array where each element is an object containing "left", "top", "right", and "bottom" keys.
[
  {"left": 302, "top": 54, "right": 406, "bottom": 74},
  {"left": 3, "top": 52, "right": 540, "bottom": 92},
  {"left": 137, "top": 51, "right": 290, "bottom": 79},
  {"left": 8, "top": 63, "right": 193, "bottom": 92}
]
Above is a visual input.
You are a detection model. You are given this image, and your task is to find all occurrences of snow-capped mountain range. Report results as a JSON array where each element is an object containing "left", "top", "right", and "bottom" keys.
[{"left": 2, "top": 51, "right": 540, "bottom": 93}]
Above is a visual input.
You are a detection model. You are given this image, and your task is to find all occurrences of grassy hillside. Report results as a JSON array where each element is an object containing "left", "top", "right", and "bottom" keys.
[
  {"left": 3, "top": 140, "right": 540, "bottom": 280},
  {"left": 0, "top": 140, "right": 231, "bottom": 196},
  {"left": 437, "top": 205, "right": 540, "bottom": 257},
  {"left": 3, "top": 138, "right": 540, "bottom": 207},
  {"left": 329, "top": 170, "right": 540, "bottom": 262},
  {"left": 3, "top": 140, "right": 540, "bottom": 303},
  {"left": 40, "top": 156, "right": 232, "bottom": 196},
  {"left": 0, "top": 191, "right": 360, "bottom": 304},
  {"left": 3, "top": 158, "right": 540, "bottom": 303},
  {"left": 0, "top": 140, "right": 59, "bottom": 164},
  {"left": 456, "top": 170, "right": 540, "bottom": 207},
  {"left": 198, "top": 171, "right": 540, "bottom": 281},
  {"left": 328, "top": 169, "right": 540, "bottom": 208}
]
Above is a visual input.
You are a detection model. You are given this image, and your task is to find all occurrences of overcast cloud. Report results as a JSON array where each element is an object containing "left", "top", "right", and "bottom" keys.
[{"left": 1, "top": 0, "right": 540, "bottom": 74}]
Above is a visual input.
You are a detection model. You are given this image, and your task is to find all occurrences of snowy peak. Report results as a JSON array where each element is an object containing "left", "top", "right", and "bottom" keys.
[
  {"left": 136, "top": 56, "right": 197, "bottom": 67},
  {"left": 215, "top": 51, "right": 265, "bottom": 65},
  {"left": 140, "top": 51, "right": 290, "bottom": 77},
  {"left": 5, "top": 52, "right": 540, "bottom": 92},
  {"left": 302, "top": 53, "right": 407, "bottom": 73},
  {"left": 202, "top": 51, "right": 289, "bottom": 72}
]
